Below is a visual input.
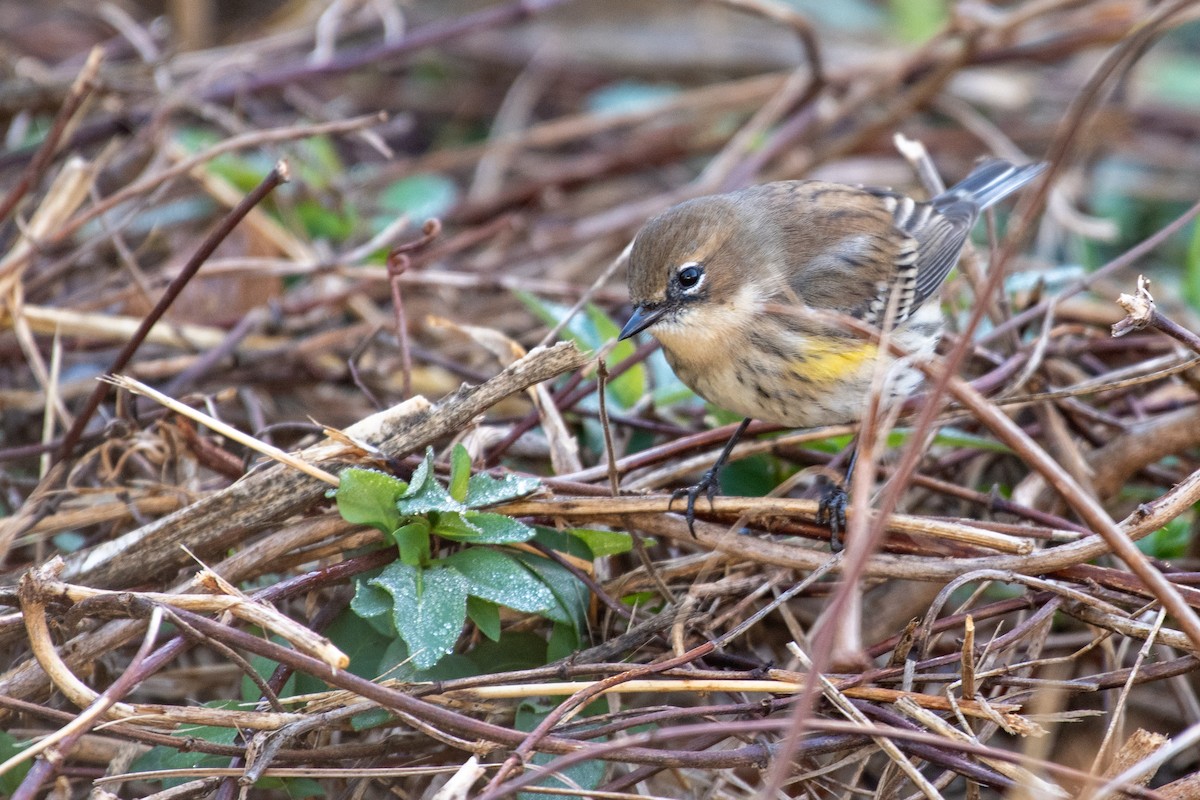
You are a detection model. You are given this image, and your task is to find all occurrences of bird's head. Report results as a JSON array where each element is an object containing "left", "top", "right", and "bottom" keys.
[{"left": 619, "top": 195, "right": 773, "bottom": 342}]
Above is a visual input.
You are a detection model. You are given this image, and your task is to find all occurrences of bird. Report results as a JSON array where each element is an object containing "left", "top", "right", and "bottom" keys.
[{"left": 618, "top": 157, "right": 1046, "bottom": 542}]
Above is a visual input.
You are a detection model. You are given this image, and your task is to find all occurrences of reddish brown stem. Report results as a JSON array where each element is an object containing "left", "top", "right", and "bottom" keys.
[{"left": 55, "top": 162, "right": 290, "bottom": 463}]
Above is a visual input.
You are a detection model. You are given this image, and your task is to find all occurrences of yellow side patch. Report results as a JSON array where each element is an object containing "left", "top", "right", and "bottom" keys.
[{"left": 797, "top": 342, "right": 878, "bottom": 384}]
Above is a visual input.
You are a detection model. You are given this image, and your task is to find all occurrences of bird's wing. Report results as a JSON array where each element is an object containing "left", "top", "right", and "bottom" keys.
[
  {"left": 899, "top": 159, "right": 1044, "bottom": 317},
  {"left": 756, "top": 162, "right": 1041, "bottom": 333},
  {"left": 751, "top": 181, "right": 912, "bottom": 324},
  {"left": 876, "top": 191, "right": 976, "bottom": 324}
]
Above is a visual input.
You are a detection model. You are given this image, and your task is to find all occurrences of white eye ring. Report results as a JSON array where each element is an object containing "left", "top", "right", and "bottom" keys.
[{"left": 676, "top": 261, "right": 705, "bottom": 293}]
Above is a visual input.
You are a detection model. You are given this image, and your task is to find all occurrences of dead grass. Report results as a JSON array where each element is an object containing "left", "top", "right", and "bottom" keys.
[{"left": 2, "top": 1, "right": 1200, "bottom": 798}]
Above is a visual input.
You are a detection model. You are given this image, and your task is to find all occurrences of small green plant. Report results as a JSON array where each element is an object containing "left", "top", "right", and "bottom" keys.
[
  {"left": 516, "top": 698, "right": 608, "bottom": 799},
  {"left": 131, "top": 703, "right": 325, "bottom": 796},
  {"left": 333, "top": 447, "right": 610, "bottom": 670},
  {"left": 0, "top": 731, "right": 32, "bottom": 796}
]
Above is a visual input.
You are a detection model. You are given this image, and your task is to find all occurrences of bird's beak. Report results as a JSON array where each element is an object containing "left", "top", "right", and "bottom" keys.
[{"left": 619, "top": 304, "right": 666, "bottom": 340}]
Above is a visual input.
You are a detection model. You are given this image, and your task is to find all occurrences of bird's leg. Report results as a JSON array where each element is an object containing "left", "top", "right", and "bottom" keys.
[
  {"left": 816, "top": 441, "right": 858, "bottom": 552},
  {"left": 671, "top": 417, "right": 752, "bottom": 537}
]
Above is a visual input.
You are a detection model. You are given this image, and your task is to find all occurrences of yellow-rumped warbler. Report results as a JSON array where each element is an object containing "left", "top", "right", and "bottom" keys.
[{"left": 618, "top": 158, "right": 1046, "bottom": 538}]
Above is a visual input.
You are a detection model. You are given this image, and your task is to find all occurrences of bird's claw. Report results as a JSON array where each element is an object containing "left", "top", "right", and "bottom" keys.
[
  {"left": 670, "top": 468, "right": 719, "bottom": 538},
  {"left": 816, "top": 479, "right": 848, "bottom": 552}
]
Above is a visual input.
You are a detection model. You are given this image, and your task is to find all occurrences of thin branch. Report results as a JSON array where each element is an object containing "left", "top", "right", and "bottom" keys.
[{"left": 55, "top": 161, "right": 290, "bottom": 463}]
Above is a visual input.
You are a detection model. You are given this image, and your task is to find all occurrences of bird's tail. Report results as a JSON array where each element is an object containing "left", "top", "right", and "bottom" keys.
[{"left": 938, "top": 158, "right": 1047, "bottom": 211}]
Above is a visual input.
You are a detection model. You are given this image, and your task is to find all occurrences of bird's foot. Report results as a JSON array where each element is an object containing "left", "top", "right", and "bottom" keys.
[
  {"left": 670, "top": 468, "right": 720, "bottom": 538},
  {"left": 816, "top": 477, "right": 848, "bottom": 552}
]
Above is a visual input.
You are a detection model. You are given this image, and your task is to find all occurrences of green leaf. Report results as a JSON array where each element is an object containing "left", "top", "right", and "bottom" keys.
[
  {"left": 430, "top": 511, "right": 484, "bottom": 541},
  {"left": 586, "top": 81, "right": 679, "bottom": 115},
  {"left": 449, "top": 444, "right": 472, "bottom": 503},
  {"left": 517, "top": 699, "right": 607, "bottom": 800},
  {"left": 293, "top": 135, "right": 344, "bottom": 189},
  {"left": 888, "top": 0, "right": 947, "bottom": 42},
  {"left": 805, "top": 433, "right": 855, "bottom": 455},
  {"left": 327, "top": 604, "right": 395, "bottom": 680},
  {"left": 394, "top": 521, "right": 432, "bottom": 566},
  {"left": 1137, "top": 515, "right": 1193, "bottom": 559},
  {"left": 295, "top": 198, "right": 357, "bottom": 241},
  {"left": 648, "top": 348, "right": 698, "bottom": 408},
  {"left": 517, "top": 291, "right": 646, "bottom": 412},
  {"left": 371, "top": 561, "right": 468, "bottom": 670},
  {"left": 518, "top": 292, "right": 610, "bottom": 357},
  {"left": 399, "top": 450, "right": 466, "bottom": 514},
  {"left": 421, "top": 654, "right": 482, "bottom": 681},
  {"left": 581, "top": 300, "right": 624, "bottom": 349},
  {"left": 515, "top": 289, "right": 563, "bottom": 331},
  {"left": 928, "top": 428, "right": 1012, "bottom": 454},
  {"left": 467, "top": 596, "right": 502, "bottom": 641},
  {"left": 464, "top": 470, "right": 541, "bottom": 508},
  {"left": 446, "top": 548, "right": 558, "bottom": 613},
  {"left": 621, "top": 590, "right": 659, "bottom": 607},
  {"left": 265, "top": 776, "right": 326, "bottom": 797},
  {"left": 188, "top": 137, "right": 275, "bottom": 192},
  {"left": 566, "top": 528, "right": 634, "bottom": 557},
  {"left": 432, "top": 510, "right": 536, "bottom": 544},
  {"left": 241, "top": 648, "right": 297, "bottom": 703},
  {"left": 131, "top": 702, "right": 241, "bottom": 788},
  {"left": 462, "top": 512, "right": 536, "bottom": 544},
  {"left": 350, "top": 707, "right": 394, "bottom": 732},
  {"left": 510, "top": 551, "right": 589, "bottom": 632},
  {"left": 403, "top": 447, "right": 435, "bottom": 495},
  {"left": 334, "top": 468, "right": 407, "bottom": 535},
  {"left": 350, "top": 577, "right": 393, "bottom": 620},
  {"left": 379, "top": 637, "right": 414, "bottom": 678},
  {"left": 465, "top": 632, "right": 547, "bottom": 672},
  {"left": 0, "top": 730, "right": 32, "bottom": 795},
  {"left": 376, "top": 173, "right": 459, "bottom": 222},
  {"left": 547, "top": 621, "right": 581, "bottom": 661},
  {"left": 584, "top": 304, "right": 645, "bottom": 410},
  {"left": 1186, "top": 219, "right": 1200, "bottom": 312},
  {"left": 720, "top": 452, "right": 780, "bottom": 499},
  {"left": 533, "top": 526, "right": 593, "bottom": 560},
  {"left": 52, "top": 531, "right": 87, "bottom": 552},
  {"left": 400, "top": 473, "right": 466, "bottom": 514},
  {"left": 1141, "top": 53, "right": 1200, "bottom": 110}
]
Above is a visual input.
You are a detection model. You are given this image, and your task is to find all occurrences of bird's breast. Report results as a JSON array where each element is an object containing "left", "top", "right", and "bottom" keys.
[{"left": 653, "top": 309, "right": 929, "bottom": 428}]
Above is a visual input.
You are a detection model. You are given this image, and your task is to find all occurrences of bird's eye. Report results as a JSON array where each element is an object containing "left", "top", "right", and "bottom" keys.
[{"left": 677, "top": 264, "right": 703, "bottom": 290}]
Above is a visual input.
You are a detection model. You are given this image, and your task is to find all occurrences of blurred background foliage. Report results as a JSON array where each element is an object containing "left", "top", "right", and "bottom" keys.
[{"left": 4, "top": 0, "right": 1200, "bottom": 797}]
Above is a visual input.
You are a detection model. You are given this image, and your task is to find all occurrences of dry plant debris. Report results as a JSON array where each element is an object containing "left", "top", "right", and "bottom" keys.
[{"left": 2, "top": 1, "right": 1200, "bottom": 798}]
